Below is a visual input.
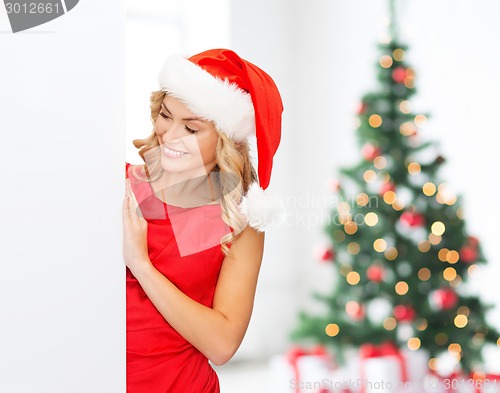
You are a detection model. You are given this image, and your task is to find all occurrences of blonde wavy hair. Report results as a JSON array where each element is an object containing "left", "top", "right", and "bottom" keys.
[{"left": 131, "top": 90, "right": 257, "bottom": 256}]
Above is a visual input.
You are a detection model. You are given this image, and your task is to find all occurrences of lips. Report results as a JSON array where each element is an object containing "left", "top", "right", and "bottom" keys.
[{"left": 163, "top": 145, "right": 188, "bottom": 158}]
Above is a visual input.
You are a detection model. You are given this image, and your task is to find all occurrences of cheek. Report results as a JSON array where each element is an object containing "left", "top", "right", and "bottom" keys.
[
  {"left": 153, "top": 119, "right": 162, "bottom": 136},
  {"left": 196, "top": 135, "right": 217, "bottom": 164}
]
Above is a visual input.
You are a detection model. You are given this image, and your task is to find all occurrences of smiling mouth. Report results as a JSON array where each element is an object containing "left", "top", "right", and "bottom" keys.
[{"left": 163, "top": 145, "right": 189, "bottom": 157}]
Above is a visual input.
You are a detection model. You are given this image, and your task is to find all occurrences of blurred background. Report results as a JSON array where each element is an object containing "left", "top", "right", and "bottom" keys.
[{"left": 125, "top": 0, "right": 500, "bottom": 392}]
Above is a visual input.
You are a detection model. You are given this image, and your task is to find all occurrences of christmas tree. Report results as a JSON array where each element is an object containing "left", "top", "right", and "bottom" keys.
[{"left": 292, "top": 1, "right": 499, "bottom": 374}]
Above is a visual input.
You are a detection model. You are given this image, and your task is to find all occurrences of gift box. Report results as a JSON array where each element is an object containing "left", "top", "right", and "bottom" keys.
[
  {"left": 268, "top": 345, "right": 335, "bottom": 393},
  {"left": 422, "top": 371, "right": 500, "bottom": 393},
  {"left": 423, "top": 372, "right": 469, "bottom": 393},
  {"left": 358, "top": 342, "right": 408, "bottom": 393},
  {"left": 326, "top": 363, "right": 358, "bottom": 393},
  {"left": 401, "top": 347, "right": 430, "bottom": 388},
  {"left": 472, "top": 373, "right": 500, "bottom": 393},
  {"left": 354, "top": 342, "right": 429, "bottom": 393}
]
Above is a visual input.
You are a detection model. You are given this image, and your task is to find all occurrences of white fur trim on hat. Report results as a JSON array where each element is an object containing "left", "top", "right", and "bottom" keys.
[
  {"left": 157, "top": 55, "right": 255, "bottom": 141},
  {"left": 238, "top": 182, "right": 287, "bottom": 232}
]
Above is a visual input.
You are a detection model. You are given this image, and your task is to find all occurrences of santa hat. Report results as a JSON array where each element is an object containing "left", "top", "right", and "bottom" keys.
[{"left": 157, "top": 48, "right": 286, "bottom": 232}]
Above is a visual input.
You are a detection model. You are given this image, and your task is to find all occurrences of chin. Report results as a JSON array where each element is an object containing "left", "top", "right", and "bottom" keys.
[{"left": 159, "top": 155, "right": 184, "bottom": 171}]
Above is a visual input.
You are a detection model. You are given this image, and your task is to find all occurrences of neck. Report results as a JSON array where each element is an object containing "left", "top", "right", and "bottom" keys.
[{"left": 153, "top": 166, "right": 218, "bottom": 207}]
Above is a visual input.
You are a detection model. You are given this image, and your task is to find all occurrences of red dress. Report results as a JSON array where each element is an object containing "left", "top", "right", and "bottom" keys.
[{"left": 125, "top": 163, "right": 231, "bottom": 393}]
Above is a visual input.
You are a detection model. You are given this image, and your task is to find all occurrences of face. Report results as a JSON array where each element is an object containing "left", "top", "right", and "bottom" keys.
[{"left": 154, "top": 94, "right": 219, "bottom": 176}]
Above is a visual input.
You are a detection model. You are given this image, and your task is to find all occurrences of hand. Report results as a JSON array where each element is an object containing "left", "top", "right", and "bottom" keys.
[{"left": 122, "top": 179, "right": 151, "bottom": 274}]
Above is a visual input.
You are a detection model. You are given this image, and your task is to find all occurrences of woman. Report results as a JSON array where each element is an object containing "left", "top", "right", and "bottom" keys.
[{"left": 123, "top": 48, "right": 286, "bottom": 392}]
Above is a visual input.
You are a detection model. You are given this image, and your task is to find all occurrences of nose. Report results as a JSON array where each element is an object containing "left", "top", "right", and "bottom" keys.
[{"left": 159, "top": 121, "right": 185, "bottom": 144}]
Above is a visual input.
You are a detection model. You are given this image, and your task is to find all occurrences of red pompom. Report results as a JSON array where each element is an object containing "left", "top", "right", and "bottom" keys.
[
  {"left": 392, "top": 67, "right": 407, "bottom": 83},
  {"left": 432, "top": 288, "right": 458, "bottom": 310},
  {"left": 367, "top": 265, "right": 385, "bottom": 283},
  {"left": 400, "top": 211, "right": 425, "bottom": 227},
  {"left": 362, "top": 143, "right": 382, "bottom": 161},
  {"left": 393, "top": 304, "right": 416, "bottom": 322}
]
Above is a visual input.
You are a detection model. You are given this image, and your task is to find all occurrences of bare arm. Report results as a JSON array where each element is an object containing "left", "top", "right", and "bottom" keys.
[{"left": 129, "top": 225, "right": 265, "bottom": 366}]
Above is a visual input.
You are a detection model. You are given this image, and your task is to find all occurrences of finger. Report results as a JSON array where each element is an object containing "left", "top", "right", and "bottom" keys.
[
  {"left": 123, "top": 195, "right": 131, "bottom": 222},
  {"left": 126, "top": 180, "right": 137, "bottom": 206},
  {"left": 123, "top": 203, "right": 133, "bottom": 239},
  {"left": 127, "top": 182, "right": 145, "bottom": 220},
  {"left": 125, "top": 181, "right": 136, "bottom": 214},
  {"left": 126, "top": 178, "right": 131, "bottom": 197},
  {"left": 127, "top": 189, "right": 139, "bottom": 225},
  {"left": 128, "top": 181, "right": 137, "bottom": 204}
]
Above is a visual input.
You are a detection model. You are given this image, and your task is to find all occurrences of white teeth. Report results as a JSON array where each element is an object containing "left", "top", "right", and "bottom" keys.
[{"left": 163, "top": 145, "right": 186, "bottom": 157}]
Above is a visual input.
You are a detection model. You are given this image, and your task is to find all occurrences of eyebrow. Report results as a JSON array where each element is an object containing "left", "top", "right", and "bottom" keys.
[{"left": 161, "top": 102, "right": 205, "bottom": 122}]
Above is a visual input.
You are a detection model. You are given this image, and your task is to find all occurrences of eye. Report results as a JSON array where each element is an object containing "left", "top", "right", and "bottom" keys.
[
  {"left": 159, "top": 111, "right": 170, "bottom": 119},
  {"left": 185, "top": 125, "right": 198, "bottom": 134}
]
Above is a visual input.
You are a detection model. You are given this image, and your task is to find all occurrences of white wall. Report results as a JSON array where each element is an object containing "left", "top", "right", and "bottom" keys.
[{"left": 0, "top": 1, "right": 125, "bottom": 391}]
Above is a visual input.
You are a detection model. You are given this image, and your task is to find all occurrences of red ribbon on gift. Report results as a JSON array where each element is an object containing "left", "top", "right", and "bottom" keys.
[
  {"left": 428, "top": 370, "right": 463, "bottom": 393},
  {"left": 287, "top": 345, "right": 330, "bottom": 393},
  {"left": 359, "top": 342, "right": 408, "bottom": 393},
  {"left": 429, "top": 370, "right": 500, "bottom": 393},
  {"left": 472, "top": 372, "right": 500, "bottom": 393}
]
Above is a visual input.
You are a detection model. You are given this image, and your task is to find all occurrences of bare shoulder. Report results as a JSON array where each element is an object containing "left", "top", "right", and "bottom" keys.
[
  {"left": 215, "top": 226, "right": 266, "bottom": 287},
  {"left": 227, "top": 225, "right": 265, "bottom": 261}
]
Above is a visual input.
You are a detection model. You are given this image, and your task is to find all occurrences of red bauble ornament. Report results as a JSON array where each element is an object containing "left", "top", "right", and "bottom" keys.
[
  {"left": 466, "top": 236, "right": 479, "bottom": 247},
  {"left": 432, "top": 288, "right": 458, "bottom": 310},
  {"left": 367, "top": 265, "right": 385, "bottom": 283},
  {"left": 400, "top": 211, "right": 425, "bottom": 227},
  {"left": 460, "top": 245, "right": 478, "bottom": 263},
  {"left": 392, "top": 67, "right": 407, "bottom": 83},
  {"left": 314, "top": 245, "right": 335, "bottom": 262},
  {"left": 357, "top": 102, "right": 368, "bottom": 115},
  {"left": 346, "top": 301, "right": 365, "bottom": 321},
  {"left": 329, "top": 179, "right": 341, "bottom": 192},
  {"left": 380, "top": 182, "right": 396, "bottom": 195},
  {"left": 393, "top": 304, "right": 416, "bottom": 322},
  {"left": 362, "top": 143, "right": 382, "bottom": 161}
]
